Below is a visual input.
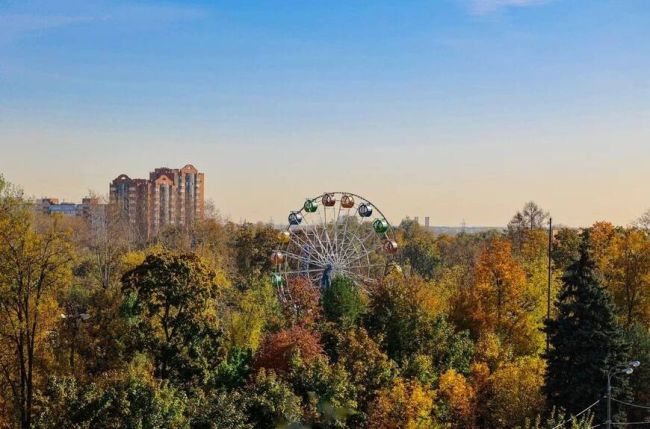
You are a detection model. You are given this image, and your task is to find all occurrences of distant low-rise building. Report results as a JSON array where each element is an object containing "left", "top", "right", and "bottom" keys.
[{"left": 37, "top": 197, "right": 106, "bottom": 223}]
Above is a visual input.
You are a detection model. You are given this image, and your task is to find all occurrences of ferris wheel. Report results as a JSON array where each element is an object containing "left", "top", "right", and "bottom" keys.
[{"left": 270, "top": 192, "right": 398, "bottom": 300}]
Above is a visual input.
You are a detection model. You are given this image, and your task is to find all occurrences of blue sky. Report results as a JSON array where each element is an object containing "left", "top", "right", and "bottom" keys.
[{"left": 1, "top": 0, "right": 649, "bottom": 226}]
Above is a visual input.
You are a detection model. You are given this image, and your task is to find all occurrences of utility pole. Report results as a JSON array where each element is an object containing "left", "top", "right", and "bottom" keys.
[
  {"left": 606, "top": 361, "right": 640, "bottom": 429},
  {"left": 607, "top": 371, "right": 612, "bottom": 429},
  {"left": 546, "top": 217, "right": 552, "bottom": 353}
]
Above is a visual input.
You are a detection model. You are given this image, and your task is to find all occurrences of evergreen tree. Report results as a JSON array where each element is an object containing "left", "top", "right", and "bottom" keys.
[{"left": 544, "top": 231, "right": 630, "bottom": 422}]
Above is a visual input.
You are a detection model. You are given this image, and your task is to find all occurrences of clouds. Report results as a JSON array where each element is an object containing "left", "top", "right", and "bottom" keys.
[{"left": 464, "top": 0, "right": 552, "bottom": 15}]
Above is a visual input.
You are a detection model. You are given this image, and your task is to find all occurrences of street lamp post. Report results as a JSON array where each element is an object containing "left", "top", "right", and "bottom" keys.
[
  {"left": 606, "top": 360, "right": 640, "bottom": 429},
  {"left": 61, "top": 312, "right": 91, "bottom": 372}
]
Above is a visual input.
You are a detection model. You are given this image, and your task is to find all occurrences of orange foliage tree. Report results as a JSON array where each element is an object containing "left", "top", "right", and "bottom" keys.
[
  {"left": 283, "top": 276, "right": 321, "bottom": 327},
  {"left": 254, "top": 325, "right": 324, "bottom": 373},
  {"left": 466, "top": 237, "right": 537, "bottom": 353}
]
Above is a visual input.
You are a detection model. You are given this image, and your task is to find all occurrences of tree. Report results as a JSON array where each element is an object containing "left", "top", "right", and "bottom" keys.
[
  {"left": 552, "top": 228, "right": 581, "bottom": 271},
  {"left": 436, "top": 369, "right": 476, "bottom": 428},
  {"left": 398, "top": 219, "right": 441, "bottom": 280},
  {"left": 121, "top": 252, "right": 224, "bottom": 384},
  {"left": 330, "top": 328, "right": 397, "bottom": 424},
  {"left": 508, "top": 201, "right": 549, "bottom": 231},
  {"left": 465, "top": 237, "right": 540, "bottom": 354},
  {"left": 254, "top": 325, "right": 324, "bottom": 374},
  {"left": 366, "top": 378, "right": 436, "bottom": 429},
  {"left": 322, "top": 276, "right": 367, "bottom": 329},
  {"left": 224, "top": 278, "right": 280, "bottom": 353},
  {"left": 544, "top": 232, "right": 630, "bottom": 421},
  {"left": 588, "top": 221, "right": 617, "bottom": 277},
  {"left": 366, "top": 273, "right": 473, "bottom": 373},
  {"left": 288, "top": 355, "right": 357, "bottom": 428},
  {"left": 188, "top": 388, "right": 251, "bottom": 429},
  {"left": 283, "top": 276, "right": 321, "bottom": 328},
  {"left": 486, "top": 356, "right": 545, "bottom": 428},
  {"left": 508, "top": 202, "right": 549, "bottom": 253},
  {"left": 84, "top": 203, "right": 133, "bottom": 290},
  {"left": 233, "top": 223, "right": 278, "bottom": 282},
  {"left": 33, "top": 356, "right": 189, "bottom": 429},
  {"left": 634, "top": 209, "right": 650, "bottom": 231},
  {"left": 609, "top": 229, "right": 650, "bottom": 327},
  {"left": 0, "top": 184, "right": 74, "bottom": 429},
  {"left": 246, "top": 369, "right": 303, "bottom": 429},
  {"left": 624, "top": 324, "right": 650, "bottom": 423}
]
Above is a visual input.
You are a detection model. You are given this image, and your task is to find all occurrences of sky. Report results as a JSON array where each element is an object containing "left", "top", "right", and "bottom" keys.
[{"left": 1, "top": 0, "right": 649, "bottom": 227}]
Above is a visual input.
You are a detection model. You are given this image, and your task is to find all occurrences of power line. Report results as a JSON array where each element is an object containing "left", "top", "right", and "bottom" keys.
[
  {"left": 552, "top": 399, "right": 601, "bottom": 429},
  {"left": 613, "top": 398, "right": 650, "bottom": 411}
]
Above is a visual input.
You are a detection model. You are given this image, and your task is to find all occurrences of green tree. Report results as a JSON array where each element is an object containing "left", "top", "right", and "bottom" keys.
[
  {"left": 121, "top": 252, "right": 224, "bottom": 384},
  {"left": 544, "top": 232, "right": 630, "bottom": 422},
  {"left": 366, "top": 274, "right": 474, "bottom": 374},
  {"left": 188, "top": 388, "right": 251, "bottom": 429},
  {"left": 34, "top": 356, "right": 188, "bottom": 429},
  {"left": 624, "top": 324, "right": 650, "bottom": 423},
  {"left": 233, "top": 223, "right": 278, "bottom": 282},
  {"left": 322, "top": 276, "right": 367, "bottom": 329},
  {"left": 552, "top": 228, "right": 581, "bottom": 271},
  {"left": 246, "top": 369, "right": 303, "bottom": 429},
  {"left": 398, "top": 219, "right": 441, "bottom": 280},
  {"left": 288, "top": 355, "right": 357, "bottom": 428},
  {"left": 330, "top": 328, "right": 396, "bottom": 420}
]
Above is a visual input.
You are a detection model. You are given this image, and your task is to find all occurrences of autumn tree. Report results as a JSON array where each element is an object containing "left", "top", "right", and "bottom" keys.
[
  {"left": 224, "top": 278, "right": 280, "bottom": 353},
  {"left": 436, "top": 369, "right": 476, "bottom": 428},
  {"left": 609, "top": 229, "right": 650, "bottom": 326},
  {"left": 0, "top": 180, "right": 74, "bottom": 429},
  {"left": 367, "top": 378, "right": 436, "bottom": 429},
  {"left": 254, "top": 325, "right": 324, "bottom": 374},
  {"left": 288, "top": 355, "right": 357, "bottom": 427},
  {"left": 485, "top": 356, "right": 545, "bottom": 428},
  {"left": 466, "top": 237, "right": 540, "bottom": 354},
  {"left": 282, "top": 276, "right": 321, "bottom": 327},
  {"left": 588, "top": 221, "right": 617, "bottom": 277},
  {"left": 367, "top": 273, "right": 474, "bottom": 373},
  {"left": 634, "top": 209, "right": 650, "bottom": 231},
  {"left": 330, "top": 328, "right": 397, "bottom": 424},
  {"left": 121, "top": 252, "right": 225, "bottom": 384},
  {"left": 508, "top": 202, "right": 549, "bottom": 252},
  {"left": 233, "top": 223, "right": 278, "bottom": 282}
]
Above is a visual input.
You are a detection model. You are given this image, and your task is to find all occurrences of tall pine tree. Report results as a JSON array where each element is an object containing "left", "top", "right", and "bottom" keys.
[{"left": 544, "top": 230, "right": 630, "bottom": 422}]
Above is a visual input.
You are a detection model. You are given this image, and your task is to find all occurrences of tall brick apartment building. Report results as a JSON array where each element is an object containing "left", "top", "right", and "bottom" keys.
[{"left": 109, "top": 164, "right": 205, "bottom": 239}]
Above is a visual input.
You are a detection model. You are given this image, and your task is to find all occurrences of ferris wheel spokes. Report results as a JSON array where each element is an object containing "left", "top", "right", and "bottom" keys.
[{"left": 272, "top": 192, "right": 398, "bottom": 300}]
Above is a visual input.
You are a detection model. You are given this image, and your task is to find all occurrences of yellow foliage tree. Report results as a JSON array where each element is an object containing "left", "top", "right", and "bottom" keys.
[
  {"left": 0, "top": 195, "right": 74, "bottom": 429},
  {"left": 367, "top": 378, "right": 437, "bottom": 429},
  {"left": 437, "top": 369, "right": 475, "bottom": 428},
  {"left": 609, "top": 229, "right": 650, "bottom": 326},
  {"left": 486, "top": 356, "right": 546, "bottom": 428}
]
